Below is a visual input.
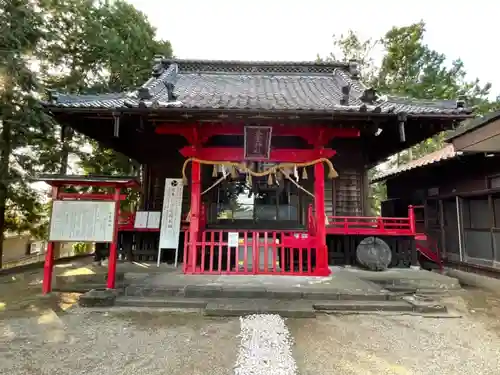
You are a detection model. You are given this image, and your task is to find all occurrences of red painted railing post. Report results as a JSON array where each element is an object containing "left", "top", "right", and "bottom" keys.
[
  {"left": 107, "top": 187, "right": 121, "bottom": 289},
  {"left": 187, "top": 160, "right": 201, "bottom": 273},
  {"left": 42, "top": 186, "right": 59, "bottom": 295},
  {"left": 408, "top": 205, "right": 416, "bottom": 235},
  {"left": 314, "top": 162, "right": 330, "bottom": 276}
]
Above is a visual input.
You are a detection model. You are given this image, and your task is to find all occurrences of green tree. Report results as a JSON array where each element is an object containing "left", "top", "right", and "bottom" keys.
[
  {"left": 0, "top": 0, "right": 173, "bottom": 267},
  {"left": 40, "top": 0, "right": 173, "bottom": 174},
  {"left": 0, "top": 0, "right": 61, "bottom": 267},
  {"left": 319, "top": 21, "right": 499, "bottom": 214}
]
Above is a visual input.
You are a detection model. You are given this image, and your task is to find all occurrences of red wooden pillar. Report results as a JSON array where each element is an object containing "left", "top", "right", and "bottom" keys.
[
  {"left": 42, "top": 186, "right": 59, "bottom": 294},
  {"left": 314, "top": 162, "right": 330, "bottom": 276},
  {"left": 187, "top": 160, "right": 201, "bottom": 272},
  {"left": 107, "top": 187, "right": 121, "bottom": 289}
]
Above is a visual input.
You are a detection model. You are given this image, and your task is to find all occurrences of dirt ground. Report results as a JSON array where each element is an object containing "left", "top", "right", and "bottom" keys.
[{"left": 1, "top": 264, "right": 500, "bottom": 375}]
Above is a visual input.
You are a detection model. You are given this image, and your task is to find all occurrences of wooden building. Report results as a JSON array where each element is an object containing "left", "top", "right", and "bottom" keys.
[
  {"left": 42, "top": 58, "right": 472, "bottom": 275},
  {"left": 374, "top": 112, "right": 500, "bottom": 272}
]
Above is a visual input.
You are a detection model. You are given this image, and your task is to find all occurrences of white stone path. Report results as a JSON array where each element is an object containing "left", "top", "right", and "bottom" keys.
[{"left": 234, "top": 314, "right": 297, "bottom": 375}]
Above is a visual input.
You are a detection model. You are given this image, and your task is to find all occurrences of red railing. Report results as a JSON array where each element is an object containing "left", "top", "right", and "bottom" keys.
[
  {"left": 324, "top": 206, "right": 417, "bottom": 236},
  {"left": 183, "top": 230, "right": 319, "bottom": 276},
  {"left": 415, "top": 233, "right": 443, "bottom": 271}
]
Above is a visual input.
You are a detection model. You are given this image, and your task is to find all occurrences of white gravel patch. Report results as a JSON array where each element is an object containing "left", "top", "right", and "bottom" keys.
[{"left": 234, "top": 314, "right": 297, "bottom": 375}]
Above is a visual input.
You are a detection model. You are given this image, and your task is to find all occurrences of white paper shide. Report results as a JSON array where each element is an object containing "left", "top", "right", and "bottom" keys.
[{"left": 49, "top": 201, "right": 116, "bottom": 242}]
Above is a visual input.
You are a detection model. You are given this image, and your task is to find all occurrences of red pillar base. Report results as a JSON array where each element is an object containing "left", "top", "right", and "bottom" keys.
[
  {"left": 186, "top": 160, "right": 201, "bottom": 274},
  {"left": 106, "top": 188, "right": 121, "bottom": 289},
  {"left": 315, "top": 262, "right": 331, "bottom": 276},
  {"left": 42, "top": 241, "right": 55, "bottom": 294},
  {"left": 314, "top": 161, "right": 330, "bottom": 275}
]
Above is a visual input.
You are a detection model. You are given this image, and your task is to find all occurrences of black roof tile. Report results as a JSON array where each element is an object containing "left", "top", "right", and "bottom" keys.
[{"left": 44, "top": 59, "right": 473, "bottom": 116}]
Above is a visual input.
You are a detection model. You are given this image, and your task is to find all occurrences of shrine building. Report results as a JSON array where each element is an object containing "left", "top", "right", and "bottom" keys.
[{"left": 41, "top": 58, "right": 473, "bottom": 282}]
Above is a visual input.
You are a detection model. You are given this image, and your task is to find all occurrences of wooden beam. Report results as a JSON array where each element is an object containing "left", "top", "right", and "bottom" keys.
[{"left": 156, "top": 123, "right": 360, "bottom": 146}]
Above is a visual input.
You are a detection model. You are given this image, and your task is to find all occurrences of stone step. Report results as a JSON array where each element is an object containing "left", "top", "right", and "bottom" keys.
[
  {"left": 383, "top": 285, "right": 459, "bottom": 294},
  {"left": 313, "top": 300, "right": 414, "bottom": 312},
  {"left": 141, "top": 284, "right": 393, "bottom": 301},
  {"left": 55, "top": 283, "right": 127, "bottom": 293},
  {"left": 204, "top": 299, "right": 316, "bottom": 318},
  {"left": 401, "top": 296, "right": 448, "bottom": 313},
  {"left": 114, "top": 296, "right": 207, "bottom": 309}
]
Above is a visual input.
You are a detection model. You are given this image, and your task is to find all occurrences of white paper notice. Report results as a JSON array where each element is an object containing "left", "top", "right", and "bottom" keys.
[
  {"left": 49, "top": 201, "right": 116, "bottom": 242},
  {"left": 228, "top": 232, "right": 239, "bottom": 248},
  {"left": 147, "top": 211, "right": 161, "bottom": 229},
  {"left": 134, "top": 211, "right": 148, "bottom": 228},
  {"left": 159, "top": 178, "right": 184, "bottom": 249}
]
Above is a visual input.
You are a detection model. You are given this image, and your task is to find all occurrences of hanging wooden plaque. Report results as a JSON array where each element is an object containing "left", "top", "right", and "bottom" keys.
[{"left": 244, "top": 126, "right": 272, "bottom": 160}]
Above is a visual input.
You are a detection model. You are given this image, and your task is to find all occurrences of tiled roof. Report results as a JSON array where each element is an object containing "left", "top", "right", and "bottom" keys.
[
  {"left": 45, "top": 58, "right": 472, "bottom": 116},
  {"left": 372, "top": 144, "right": 458, "bottom": 182},
  {"left": 445, "top": 111, "right": 500, "bottom": 140}
]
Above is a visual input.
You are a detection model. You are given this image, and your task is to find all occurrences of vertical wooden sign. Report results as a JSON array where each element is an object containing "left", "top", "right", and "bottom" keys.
[{"left": 244, "top": 126, "right": 272, "bottom": 160}]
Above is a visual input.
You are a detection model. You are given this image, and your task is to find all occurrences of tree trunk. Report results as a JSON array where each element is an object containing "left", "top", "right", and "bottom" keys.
[{"left": 0, "top": 119, "right": 12, "bottom": 269}]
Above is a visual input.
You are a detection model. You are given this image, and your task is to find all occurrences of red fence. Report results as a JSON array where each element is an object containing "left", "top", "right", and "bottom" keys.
[
  {"left": 183, "top": 230, "right": 320, "bottom": 276},
  {"left": 326, "top": 216, "right": 414, "bottom": 236},
  {"left": 324, "top": 206, "right": 417, "bottom": 236}
]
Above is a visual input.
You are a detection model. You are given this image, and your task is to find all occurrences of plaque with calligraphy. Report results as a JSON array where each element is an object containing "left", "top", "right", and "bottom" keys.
[
  {"left": 244, "top": 126, "right": 272, "bottom": 160},
  {"left": 159, "top": 178, "right": 184, "bottom": 249}
]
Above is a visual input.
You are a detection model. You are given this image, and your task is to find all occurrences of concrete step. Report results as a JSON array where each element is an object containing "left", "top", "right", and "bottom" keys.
[
  {"left": 401, "top": 296, "right": 448, "bottom": 313},
  {"left": 313, "top": 300, "right": 414, "bottom": 313},
  {"left": 383, "top": 285, "right": 458, "bottom": 294},
  {"left": 204, "top": 299, "right": 316, "bottom": 318},
  {"left": 114, "top": 296, "right": 207, "bottom": 309},
  {"left": 180, "top": 285, "right": 393, "bottom": 301},
  {"left": 55, "top": 283, "right": 127, "bottom": 293}
]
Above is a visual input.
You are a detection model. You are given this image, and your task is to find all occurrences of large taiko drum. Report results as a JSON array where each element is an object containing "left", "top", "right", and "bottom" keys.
[{"left": 356, "top": 236, "right": 392, "bottom": 271}]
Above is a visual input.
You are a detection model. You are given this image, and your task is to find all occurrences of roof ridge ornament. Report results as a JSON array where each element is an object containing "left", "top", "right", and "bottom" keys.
[
  {"left": 138, "top": 87, "right": 152, "bottom": 100},
  {"left": 164, "top": 82, "right": 177, "bottom": 101},
  {"left": 456, "top": 94, "right": 466, "bottom": 109},
  {"left": 340, "top": 85, "right": 351, "bottom": 105},
  {"left": 360, "top": 88, "right": 377, "bottom": 104},
  {"left": 152, "top": 55, "right": 165, "bottom": 77},
  {"left": 348, "top": 60, "right": 360, "bottom": 79},
  {"left": 46, "top": 89, "right": 59, "bottom": 104}
]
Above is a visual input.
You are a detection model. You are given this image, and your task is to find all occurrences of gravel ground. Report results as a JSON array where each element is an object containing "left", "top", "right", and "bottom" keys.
[
  {"left": 290, "top": 312, "right": 500, "bottom": 375},
  {"left": 2, "top": 265, "right": 500, "bottom": 375},
  {"left": 1, "top": 303, "right": 499, "bottom": 375},
  {"left": 0, "top": 309, "right": 240, "bottom": 375}
]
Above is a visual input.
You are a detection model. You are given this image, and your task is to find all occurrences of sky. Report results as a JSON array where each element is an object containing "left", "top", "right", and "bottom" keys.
[{"left": 127, "top": 0, "right": 500, "bottom": 98}]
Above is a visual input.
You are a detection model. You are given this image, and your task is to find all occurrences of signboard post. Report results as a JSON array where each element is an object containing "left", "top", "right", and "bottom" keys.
[
  {"left": 49, "top": 201, "right": 116, "bottom": 242},
  {"left": 37, "top": 175, "right": 140, "bottom": 295},
  {"left": 158, "top": 178, "right": 184, "bottom": 267}
]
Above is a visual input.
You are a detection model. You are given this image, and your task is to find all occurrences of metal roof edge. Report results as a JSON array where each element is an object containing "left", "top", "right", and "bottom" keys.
[
  {"left": 370, "top": 144, "right": 459, "bottom": 183},
  {"left": 445, "top": 111, "right": 500, "bottom": 141}
]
